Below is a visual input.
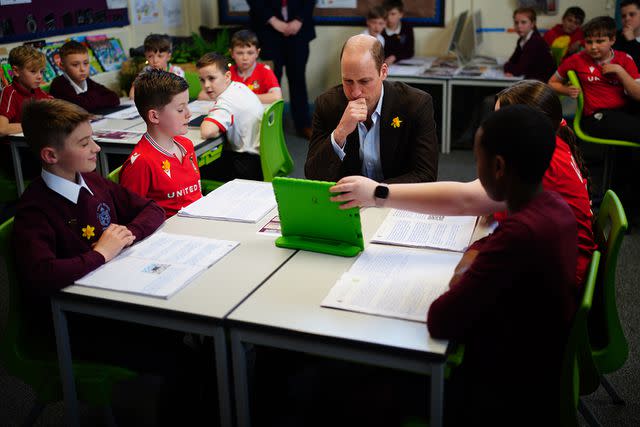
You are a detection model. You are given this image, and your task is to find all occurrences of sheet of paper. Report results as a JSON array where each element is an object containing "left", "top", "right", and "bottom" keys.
[
  {"left": 178, "top": 179, "right": 276, "bottom": 223},
  {"left": 104, "top": 105, "right": 140, "bottom": 120},
  {"left": 75, "top": 232, "right": 239, "bottom": 299},
  {"left": 188, "top": 100, "right": 215, "bottom": 115},
  {"left": 93, "top": 129, "right": 144, "bottom": 143},
  {"left": 257, "top": 214, "right": 281, "bottom": 236},
  {"left": 322, "top": 245, "right": 462, "bottom": 322},
  {"left": 371, "top": 209, "right": 477, "bottom": 252},
  {"left": 387, "top": 64, "right": 427, "bottom": 76}
]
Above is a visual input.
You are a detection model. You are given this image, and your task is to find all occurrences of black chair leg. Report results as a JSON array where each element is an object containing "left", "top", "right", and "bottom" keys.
[{"left": 601, "top": 375, "right": 625, "bottom": 405}]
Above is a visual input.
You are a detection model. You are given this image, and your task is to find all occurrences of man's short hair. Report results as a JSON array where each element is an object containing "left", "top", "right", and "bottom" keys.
[
  {"left": 231, "top": 29, "right": 260, "bottom": 49},
  {"left": 383, "top": 0, "right": 404, "bottom": 13},
  {"left": 563, "top": 7, "right": 586, "bottom": 24},
  {"left": 59, "top": 40, "right": 88, "bottom": 59},
  {"left": 582, "top": 16, "right": 616, "bottom": 39},
  {"left": 144, "top": 33, "right": 173, "bottom": 53},
  {"left": 621, "top": 0, "right": 640, "bottom": 10},
  {"left": 9, "top": 45, "right": 46, "bottom": 69},
  {"left": 196, "top": 52, "right": 230, "bottom": 72},
  {"left": 340, "top": 38, "right": 385, "bottom": 72},
  {"left": 479, "top": 104, "right": 555, "bottom": 186},
  {"left": 22, "top": 99, "right": 92, "bottom": 156},
  {"left": 367, "top": 6, "right": 387, "bottom": 20},
  {"left": 133, "top": 69, "right": 189, "bottom": 123}
]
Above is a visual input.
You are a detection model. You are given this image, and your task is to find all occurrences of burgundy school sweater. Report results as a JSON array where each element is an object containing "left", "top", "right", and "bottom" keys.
[
  {"left": 49, "top": 75, "right": 120, "bottom": 113},
  {"left": 382, "top": 22, "right": 415, "bottom": 62},
  {"left": 13, "top": 172, "right": 164, "bottom": 340},
  {"left": 428, "top": 191, "right": 577, "bottom": 424},
  {"left": 504, "top": 30, "right": 556, "bottom": 82}
]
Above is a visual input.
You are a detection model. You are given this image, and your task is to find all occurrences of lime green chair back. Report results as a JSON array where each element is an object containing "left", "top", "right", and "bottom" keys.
[
  {"left": 560, "top": 250, "right": 601, "bottom": 427},
  {"left": 0, "top": 217, "right": 136, "bottom": 411},
  {"left": 551, "top": 46, "right": 566, "bottom": 67},
  {"left": 184, "top": 71, "right": 202, "bottom": 100},
  {"left": 259, "top": 100, "right": 293, "bottom": 182},
  {"left": 107, "top": 165, "right": 122, "bottom": 184},
  {"left": 567, "top": 70, "right": 640, "bottom": 149},
  {"left": 591, "top": 190, "right": 629, "bottom": 374}
]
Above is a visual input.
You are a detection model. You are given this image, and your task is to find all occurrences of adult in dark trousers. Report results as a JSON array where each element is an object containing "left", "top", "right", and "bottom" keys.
[{"left": 247, "top": 0, "right": 315, "bottom": 139}]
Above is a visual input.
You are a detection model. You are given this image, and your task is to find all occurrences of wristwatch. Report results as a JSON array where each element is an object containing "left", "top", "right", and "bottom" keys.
[{"left": 374, "top": 184, "right": 389, "bottom": 207}]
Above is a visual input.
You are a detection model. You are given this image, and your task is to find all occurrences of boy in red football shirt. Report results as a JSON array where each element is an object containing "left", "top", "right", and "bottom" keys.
[
  {"left": 550, "top": 16, "right": 640, "bottom": 142},
  {"left": 120, "top": 69, "right": 202, "bottom": 218},
  {"left": 543, "top": 7, "right": 586, "bottom": 60}
]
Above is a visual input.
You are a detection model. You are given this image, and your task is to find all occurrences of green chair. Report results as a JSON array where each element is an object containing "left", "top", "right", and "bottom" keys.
[
  {"left": 560, "top": 250, "right": 601, "bottom": 427},
  {"left": 590, "top": 189, "right": 629, "bottom": 404},
  {"left": 184, "top": 71, "right": 202, "bottom": 100},
  {"left": 551, "top": 45, "right": 567, "bottom": 67},
  {"left": 260, "top": 99, "right": 293, "bottom": 182},
  {"left": 0, "top": 218, "right": 137, "bottom": 425},
  {"left": 107, "top": 165, "right": 122, "bottom": 184},
  {"left": 567, "top": 70, "right": 640, "bottom": 194}
]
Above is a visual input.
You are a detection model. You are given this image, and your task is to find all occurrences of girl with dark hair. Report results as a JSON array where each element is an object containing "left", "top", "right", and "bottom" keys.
[{"left": 331, "top": 80, "right": 596, "bottom": 288}]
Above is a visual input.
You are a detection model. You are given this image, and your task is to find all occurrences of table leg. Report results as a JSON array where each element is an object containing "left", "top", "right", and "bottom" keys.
[
  {"left": 10, "top": 141, "right": 25, "bottom": 196},
  {"left": 430, "top": 362, "right": 445, "bottom": 427},
  {"left": 51, "top": 298, "right": 80, "bottom": 427},
  {"left": 98, "top": 151, "right": 110, "bottom": 177},
  {"left": 231, "top": 330, "right": 251, "bottom": 427},
  {"left": 212, "top": 327, "right": 233, "bottom": 427},
  {"left": 441, "top": 81, "right": 448, "bottom": 154},
  {"left": 444, "top": 81, "right": 453, "bottom": 154}
]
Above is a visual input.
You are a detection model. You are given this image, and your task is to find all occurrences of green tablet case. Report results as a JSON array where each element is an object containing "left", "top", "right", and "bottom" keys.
[{"left": 272, "top": 177, "right": 364, "bottom": 257}]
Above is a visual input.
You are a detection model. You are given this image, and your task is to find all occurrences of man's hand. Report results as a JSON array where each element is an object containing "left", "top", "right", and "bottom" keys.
[
  {"left": 329, "top": 176, "right": 379, "bottom": 209},
  {"left": 93, "top": 224, "right": 136, "bottom": 262},
  {"left": 286, "top": 19, "right": 303, "bottom": 36},
  {"left": 448, "top": 249, "right": 479, "bottom": 288},
  {"left": 333, "top": 98, "right": 368, "bottom": 147},
  {"left": 268, "top": 16, "right": 289, "bottom": 34}
]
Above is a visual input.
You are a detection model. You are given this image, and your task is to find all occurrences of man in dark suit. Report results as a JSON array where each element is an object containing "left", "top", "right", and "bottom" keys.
[
  {"left": 305, "top": 35, "right": 438, "bottom": 183},
  {"left": 246, "top": 0, "right": 315, "bottom": 139}
]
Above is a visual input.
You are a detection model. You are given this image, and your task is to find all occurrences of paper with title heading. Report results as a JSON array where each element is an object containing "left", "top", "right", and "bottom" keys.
[
  {"left": 322, "top": 245, "right": 462, "bottom": 322},
  {"left": 75, "top": 232, "right": 239, "bottom": 299},
  {"left": 371, "top": 209, "right": 478, "bottom": 252},
  {"left": 178, "top": 179, "right": 276, "bottom": 222}
]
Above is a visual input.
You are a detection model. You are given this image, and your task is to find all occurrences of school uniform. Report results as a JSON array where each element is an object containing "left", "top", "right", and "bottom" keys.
[
  {"left": 361, "top": 29, "right": 385, "bottom": 47},
  {"left": 503, "top": 29, "right": 556, "bottom": 81},
  {"left": 0, "top": 80, "right": 51, "bottom": 122},
  {"left": 556, "top": 49, "right": 640, "bottom": 142},
  {"left": 230, "top": 62, "right": 280, "bottom": 95},
  {"left": 49, "top": 74, "right": 120, "bottom": 113},
  {"left": 120, "top": 134, "right": 202, "bottom": 218},
  {"left": 202, "top": 81, "right": 264, "bottom": 181},
  {"left": 428, "top": 191, "right": 577, "bottom": 424},
  {"left": 382, "top": 22, "right": 415, "bottom": 62}
]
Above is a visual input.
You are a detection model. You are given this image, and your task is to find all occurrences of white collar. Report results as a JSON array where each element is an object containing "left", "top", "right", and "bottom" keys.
[
  {"left": 519, "top": 30, "right": 534, "bottom": 47},
  {"left": 63, "top": 73, "right": 88, "bottom": 94},
  {"left": 385, "top": 23, "right": 402, "bottom": 36},
  {"left": 41, "top": 169, "right": 93, "bottom": 204}
]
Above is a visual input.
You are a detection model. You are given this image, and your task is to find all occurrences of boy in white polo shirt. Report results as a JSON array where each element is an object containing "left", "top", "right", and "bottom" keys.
[{"left": 198, "top": 52, "right": 264, "bottom": 181}]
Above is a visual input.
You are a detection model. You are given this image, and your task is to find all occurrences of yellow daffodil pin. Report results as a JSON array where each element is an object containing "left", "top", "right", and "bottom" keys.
[
  {"left": 162, "top": 160, "right": 171, "bottom": 171},
  {"left": 391, "top": 116, "right": 402, "bottom": 128},
  {"left": 82, "top": 225, "right": 95, "bottom": 240}
]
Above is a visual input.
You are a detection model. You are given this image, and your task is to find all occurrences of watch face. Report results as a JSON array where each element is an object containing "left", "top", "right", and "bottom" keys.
[{"left": 375, "top": 185, "right": 389, "bottom": 199}]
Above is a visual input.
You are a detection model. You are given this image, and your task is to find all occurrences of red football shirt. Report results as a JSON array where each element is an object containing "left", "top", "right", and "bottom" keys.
[
  {"left": 556, "top": 49, "right": 640, "bottom": 116},
  {"left": 0, "top": 81, "right": 51, "bottom": 122},
  {"left": 120, "top": 134, "right": 202, "bottom": 218},
  {"left": 230, "top": 63, "right": 280, "bottom": 95},
  {"left": 543, "top": 24, "right": 584, "bottom": 55}
]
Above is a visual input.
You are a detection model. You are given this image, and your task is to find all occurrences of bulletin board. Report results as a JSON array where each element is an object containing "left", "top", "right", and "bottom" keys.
[
  {"left": 221, "top": 0, "right": 445, "bottom": 27},
  {"left": 0, "top": 0, "right": 129, "bottom": 44}
]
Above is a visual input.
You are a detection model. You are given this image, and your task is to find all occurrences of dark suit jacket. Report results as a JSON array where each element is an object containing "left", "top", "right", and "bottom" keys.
[
  {"left": 305, "top": 80, "right": 438, "bottom": 183},
  {"left": 247, "top": 0, "right": 316, "bottom": 53}
]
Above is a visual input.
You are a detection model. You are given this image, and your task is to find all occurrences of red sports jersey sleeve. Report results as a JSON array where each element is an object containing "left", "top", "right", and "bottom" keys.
[{"left": 0, "top": 86, "right": 18, "bottom": 122}]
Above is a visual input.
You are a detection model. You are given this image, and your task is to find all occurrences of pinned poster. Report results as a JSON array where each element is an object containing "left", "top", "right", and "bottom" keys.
[
  {"left": 163, "top": 0, "right": 182, "bottom": 27},
  {"left": 134, "top": 0, "right": 160, "bottom": 24}
]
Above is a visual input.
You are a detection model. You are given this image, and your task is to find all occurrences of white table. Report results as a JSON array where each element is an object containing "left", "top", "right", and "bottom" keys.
[
  {"left": 51, "top": 208, "right": 295, "bottom": 427},
  {"left": 228, "top": 208, "right": 464, "bottom": 427}
]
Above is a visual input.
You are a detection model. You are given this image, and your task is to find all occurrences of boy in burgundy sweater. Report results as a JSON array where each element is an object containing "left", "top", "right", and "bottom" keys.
[
  {"left": 427, "top": 105, "right": 577, "bottom": 424},
  {"left": 49, "top": 40, "right": 120, "bottom": 113},
  {"left": 13, "top": 98, "right": 164, "bottom": 345}
]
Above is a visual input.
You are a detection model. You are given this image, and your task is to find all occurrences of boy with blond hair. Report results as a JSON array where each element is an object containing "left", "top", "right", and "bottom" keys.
[
  {"left": 224, "top": 29, "right": 282, "bottom": 104},
  {"left": 198, "top": 52, "right": 264, "bottom": 181},
  {"left": 0, "top": 45, "right": 51, "bottom": 136},
  {"left": 49, "top": 40, "right": 120, "bottom": 113},
  {"left": 120, "top": 69, "right": 202, "bottom": 218}
]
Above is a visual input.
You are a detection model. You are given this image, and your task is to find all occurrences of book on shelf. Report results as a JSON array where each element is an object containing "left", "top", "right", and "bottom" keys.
[{"left": 86, "top": 35, "right": 127, "bottom": 72}]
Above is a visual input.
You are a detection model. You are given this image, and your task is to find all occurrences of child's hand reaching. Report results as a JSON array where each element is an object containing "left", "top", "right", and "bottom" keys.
[
  {"left": 602, "top": 63, "right": 625, "bottom": 77},
  {"left": 93, "top": 224, "right": 136, "bottom": 262},
  {"left": 566, "top": 85, "right": 581, "bottom": 98}
]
